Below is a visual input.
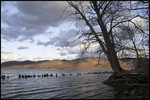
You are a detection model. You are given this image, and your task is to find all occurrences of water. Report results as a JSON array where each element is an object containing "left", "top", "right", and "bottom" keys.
[{"left": 1, "top": 69, "right": 139, "bottom": 99}]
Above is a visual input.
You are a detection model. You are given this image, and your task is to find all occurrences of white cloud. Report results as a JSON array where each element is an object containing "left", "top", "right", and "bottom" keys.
[
  {"left": 131, "top": 16, "right": 149, "bottom": 31},
  {"left": 31, "top": 56, "right": 47, "bottom": 61},
  {"left": 1, "top": 54, "right": 25, "bottom": 62},
  {"left": 64, "top": 43, "right": 100, "bottom": 56}
]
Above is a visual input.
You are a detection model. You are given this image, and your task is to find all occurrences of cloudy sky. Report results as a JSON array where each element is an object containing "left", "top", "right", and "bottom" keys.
[
  {"left": 1, "top": 1, "right": 98, "bottom": 62},
  {"left": 1, "top": 1, "right": 148, "bottom": 62},
  {"left": 1, "top": 1, "right": 76, "bottom": 62}
]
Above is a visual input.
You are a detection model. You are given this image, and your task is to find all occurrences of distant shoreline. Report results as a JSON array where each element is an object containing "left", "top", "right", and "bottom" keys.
[
  {"left": 1, "top": 58, "right": 148, "bottom": 70},
  {"left": 1, "top": 66, "right": 112, "bottom": 70}
]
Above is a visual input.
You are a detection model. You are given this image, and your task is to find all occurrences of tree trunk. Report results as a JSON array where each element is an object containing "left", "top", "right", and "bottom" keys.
[
  {"left": 105, "top": 36, "right": 123, "bottom": 73},
  {"left": 68, "top": 1, "right": 124, "bottom": 74},
  {"left": 107, "top": 48, "right": 123, "bottom": 73},
  {"left": 98, "top": 17, "right": 123, "bottom": 73},
  {"left": 91, "top": 2, "right": 123, "bottom": 73}
]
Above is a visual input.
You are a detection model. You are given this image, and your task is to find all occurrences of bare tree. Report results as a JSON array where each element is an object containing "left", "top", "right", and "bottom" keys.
[{"left": 64, "top": 1, "right": 149, "bottom": 74}]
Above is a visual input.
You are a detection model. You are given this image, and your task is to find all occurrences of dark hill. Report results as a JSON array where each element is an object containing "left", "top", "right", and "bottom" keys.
[{"left": 1, "top": 60, "right": 49, "bottom": 66}]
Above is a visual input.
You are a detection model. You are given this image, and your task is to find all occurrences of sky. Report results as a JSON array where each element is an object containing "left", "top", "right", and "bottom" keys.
[
  {"left": 1, "top": 1, "right": 76, "bottom": 62},
  {"left": 1, "top": 1, "right": 149, "bottom": 63},
  {"left": 1, "top": 1, "right": 99, "bottom": 62}
]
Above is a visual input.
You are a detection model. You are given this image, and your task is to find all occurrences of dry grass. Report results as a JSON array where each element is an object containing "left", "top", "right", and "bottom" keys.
[{"left": 2, "top": 58, "right": 144, "bottom": 70}]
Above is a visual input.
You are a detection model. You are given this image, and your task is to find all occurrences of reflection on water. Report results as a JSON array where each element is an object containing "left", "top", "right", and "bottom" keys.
[{"left": 1, "top": 69, "right": 141, "bottom": 99}]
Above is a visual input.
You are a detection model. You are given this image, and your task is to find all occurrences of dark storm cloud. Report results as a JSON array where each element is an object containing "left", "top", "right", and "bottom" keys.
[
  {"left": 1, "top": 26, "right": 47, "bottom": 41},
  {"left": 1, "top": 27, "right": 20, "bottom": 41},
  {"left": 17, "top": 46, "right": 29, "bottom": 50},
  {"left": 53, "top": 29, "right": 80, "bottom": 47},
  {"left": 36, "top": 29, "right": 80, "bottom": 47},
  {"left": 16, "top": 1, "right": 67, "bottom": 27},
  {"left": 1, "top": 1, "right": 68, "bottom": 41}
]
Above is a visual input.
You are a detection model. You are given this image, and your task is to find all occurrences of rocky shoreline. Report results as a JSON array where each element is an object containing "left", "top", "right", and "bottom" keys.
[{"left": 103, "top": 73, "right": 149, "bottom": 99}]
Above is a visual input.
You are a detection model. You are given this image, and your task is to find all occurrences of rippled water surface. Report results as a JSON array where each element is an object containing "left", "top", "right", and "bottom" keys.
[{"left": 1, "top": 69, "right": 139, "bottom": 99}]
